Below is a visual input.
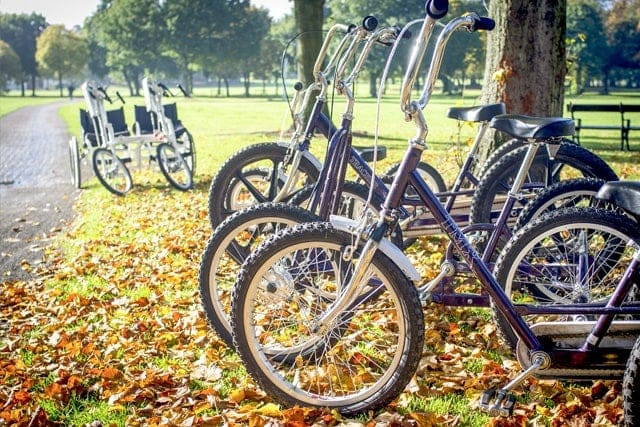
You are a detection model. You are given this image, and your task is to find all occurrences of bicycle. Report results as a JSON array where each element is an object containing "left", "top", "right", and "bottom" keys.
[
  {"left": 229, "top": 1, "right": 639, "bottom": 419},
  {"left": 200, "top": 8, "right": 616, "bottom": 349}
]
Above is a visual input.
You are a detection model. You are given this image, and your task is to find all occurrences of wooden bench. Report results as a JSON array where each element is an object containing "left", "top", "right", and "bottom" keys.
[{"left": 567, "top": 102, "right": 640, "bottom": 150}]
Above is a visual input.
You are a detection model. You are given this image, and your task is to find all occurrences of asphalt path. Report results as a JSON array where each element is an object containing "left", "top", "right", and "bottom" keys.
[{"left": 0, "top": 101, "right": 78, "bottom": 281}]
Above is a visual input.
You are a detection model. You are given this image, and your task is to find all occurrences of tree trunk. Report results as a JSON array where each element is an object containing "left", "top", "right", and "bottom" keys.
[
  {"left": 243, "top": 71, "right": 250, "bottom": 97},
  {"left": 31, "top": 75, "right": 36, "bottom": 96},
  {"left": 223, "top": 77, "right": 230, "bottom": 97},
  {"left": 369, "top": 73, "right": 378, "bottom": 98},
  {"left": 477, "top": 0, "right": 567, "bottom": 167},
  {"left": 124, "top": 71, "right": 134, "bottom": 96},
  {"left": 217, "top": 78, "right": 222, "bottom": 96},
  {"left": 293, "top": 0, "right": 324, "bottom": 87},
  {"left": 58, "top": 72, "right": 63, "bottom": 97}
]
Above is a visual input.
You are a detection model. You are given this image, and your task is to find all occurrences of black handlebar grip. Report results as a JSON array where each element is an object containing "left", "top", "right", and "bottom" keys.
[
  {"left": 362, "top": 15, "right": 378, "bottom": 31},
  {"left": 158, "top": 82, "right": 169, "bottom": 91},
  {"left": 347, "top": 23, "right": 357, "bottom": 34},
  {"left": 425, "top": 0, "right": 448, "bottom": 19},
  {"left": 473, "top": 16, "right": 495, "bottom": 31},
  {"left": 177, "top": 84, "right": 189, "bottom": 97},
  {"left": 293, "top": 82, "right": 303, "bottom": 91},
  {"left": 116, "top": 91, "right": 125, "bottom": 104},
  {"left": 98, "top": 86, "right": 112, "bottom": 103}
]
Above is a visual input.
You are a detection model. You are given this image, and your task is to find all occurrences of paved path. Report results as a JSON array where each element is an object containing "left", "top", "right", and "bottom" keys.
[{"left": 0, "top": 101, "right": 78, "bottom": 281}]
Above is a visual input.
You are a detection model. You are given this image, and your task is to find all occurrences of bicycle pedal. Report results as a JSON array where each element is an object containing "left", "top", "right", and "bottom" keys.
[{"left": 479, "top": 389, "right": 515, "bottom": 418}]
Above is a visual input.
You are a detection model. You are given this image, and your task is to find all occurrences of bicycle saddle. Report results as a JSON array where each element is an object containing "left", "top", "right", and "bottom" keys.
[
  {"left": 446, "top": 103, "right": 506, "bottom": 122},
  {"left": 596, "top": 181, "right": 640, "bottom": 219},
  {"left": 490, "top": 114, "right": 575, "bottom": 140}
]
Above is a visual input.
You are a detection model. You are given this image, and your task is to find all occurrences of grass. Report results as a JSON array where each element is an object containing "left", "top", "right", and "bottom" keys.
[{"left": 2, "top": 85, "right": 637, "bottom": 425}]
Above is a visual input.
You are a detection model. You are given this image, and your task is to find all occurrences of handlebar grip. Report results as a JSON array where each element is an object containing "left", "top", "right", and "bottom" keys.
[
  {"left": 116, "top": 91, "right": 125, "bottom": 104},
  {"left": 293, "top": 82, "right": 304, "bottom": 91},
  {"left": 177, "top": 84, "right": 189, "bottom": 97},
  {"left": 425, "top": 0, "right": 448, "bottom": 19},
  {"left": 473, "top": 16, "right": 495, "bottom": 31},
  {"left": 98, "top": 86, "right": 112, "bottom": 103},
  {"left": 158, "top": 82, "right": 169, "bottom": 91},
  {"left": 362, "top": 15, "right": 378, "bottom": 31}
]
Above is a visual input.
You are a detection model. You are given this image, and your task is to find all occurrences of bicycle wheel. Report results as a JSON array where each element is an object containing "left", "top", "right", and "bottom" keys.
[
  {"left": 624, "top": 335, "right": 640, "bottom": 427},
  {"left": 231, "top": 222, "right": 424, "bottom": 414},
  {"left": 92, "top": 148, "right": 132, "bottom": 196},
  {"left": 157, "top": 142, "right": 193, "bottom": 191},
  {"left": 199, "top": 203, "right": 319, "bottom": 348},
  {"left": 177, "top": 130, "right": 196, "bottom": 175},
  {"left": 382, "top": 161, "right": 447, "bottom": 195},
  {"left": 208, "top": 142, "right": 320, "bottom": 228},
  {"left": 68, "top": 137, "right": 81, "bottom": 189},
  {"left": 476, "top": 138, "right": 525, "bottom": 179},
  {"left": 200, "top": 181, "right": 400, "bottom": 349},
  {"left": 492, "top": 207, "right": 640, "bottom": 351},
  {"left": 469, "top": 141, "right": 617, "bottom": 226},
  {"left": 514, "top": 178, "right": 612, "bottom": 230}
]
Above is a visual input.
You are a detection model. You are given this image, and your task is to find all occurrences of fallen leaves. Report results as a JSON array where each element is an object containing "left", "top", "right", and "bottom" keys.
[{"left": 0, "top": 182, "right": 629, "bottom": 426}]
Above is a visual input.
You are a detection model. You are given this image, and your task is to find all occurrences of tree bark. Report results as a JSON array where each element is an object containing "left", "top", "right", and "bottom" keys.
[
  {"left": 293, "top": 0, "right": 324, "bottom": 87},
  {"left": 20, "top": 80, "right": 25, "bottom": 97},
  {"left": 31, "top": 75, "right": 36, "bottom": 97},
  {"left": 58, "top": 73, "right": 63, "bottom": 98},
  {"left": 477, "top": 0, "right": 567, "bottom": 166}
]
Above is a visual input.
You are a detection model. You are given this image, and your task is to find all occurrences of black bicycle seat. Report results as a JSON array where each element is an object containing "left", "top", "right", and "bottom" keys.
[
  {"left": 596, "top": 181, "right": 640, "bottom": 219},
  {"left": 490, "top": 114, "right": 575, "bottom": 140},
  {"left": 447, "top": 103, "right": 506, "bottom": 122},
  {"left": 353, "top": 145, "right": 387, "bottom": 162}
]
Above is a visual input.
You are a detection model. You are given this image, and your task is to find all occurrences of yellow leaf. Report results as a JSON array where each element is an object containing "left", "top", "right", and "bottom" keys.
[
  {"left": 256, "top": 403, "right": 281, "bottom": 417},
  {"left": 229, "top": 388, "right": 245, "bottom": 404}
]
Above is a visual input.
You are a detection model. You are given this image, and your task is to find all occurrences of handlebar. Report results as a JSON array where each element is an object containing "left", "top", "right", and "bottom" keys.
[
  {"left": 177, "top": 84, "right": 189, "bottom": 97},
  {"left": 97, "top": 86, "right": 112, "bottom": 104},
  {"left": 116, "top": 91, "right": 125, "bottom": 104}
]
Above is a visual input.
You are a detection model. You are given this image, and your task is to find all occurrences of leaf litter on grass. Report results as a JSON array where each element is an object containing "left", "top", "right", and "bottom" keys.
[{"left": 0, "top": 179, "right": 628, "bottom": 426}]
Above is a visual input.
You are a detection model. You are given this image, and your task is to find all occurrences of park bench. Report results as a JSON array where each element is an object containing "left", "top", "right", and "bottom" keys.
[{"left": 567, "top": 102, "right": 640, "bottom": 150}]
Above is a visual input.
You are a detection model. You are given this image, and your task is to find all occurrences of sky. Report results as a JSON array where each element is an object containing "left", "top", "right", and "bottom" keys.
[{"left": 0, "top": 0, "right": 292, "bottom": 28}]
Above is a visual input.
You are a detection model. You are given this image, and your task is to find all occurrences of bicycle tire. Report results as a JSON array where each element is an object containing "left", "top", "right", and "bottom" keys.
[
  {"left": 178, "top": 130, "right": 196, "bottom": 176},
  {"left": 513, "top": 178, "right": 610, "bottom": 230},
  {"left": 231, "top": 222, "right": 424, "bottom": 414},
  {"left": 469, "top": 142, "right": 618, "bottom": 226},
  {"left": 476, "top": 138, "right": 525, "bottom": 179},
  {"left": 208, "top": 142, "right": 320, "bottom": 228},
  {"left": 68, "top": 137, "right": 81, "bottom": 189},
  {"left": 492, "top": 207, "right": 640, "bottom": 351},
  {"left": 92, "top": 148, "right": 132, "bottom": 196},
  {"left": 623, "top": 335, "right": 640, "bottom": 427},
  {"left": 157, "top": 142, "right": 193, "bottom": 191},
  {"left": 199, "top": 203, "right": 319, "bottom": 348},
  {"left": 382, "top": 161, "right": 447, "bottom": 195}
]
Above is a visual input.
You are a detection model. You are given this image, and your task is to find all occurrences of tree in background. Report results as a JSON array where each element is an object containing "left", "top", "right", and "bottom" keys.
[
  {"left": 603, "top": 0, "right": 640, "bottom": 91},
  {"left": 92, "top": 0, "right": 164, "bottom": 96},
  {"left": 478, "top": 0, "right": 566, "bottom": 164},
  {"left": 35, "top": 25, "right": 88, "bottom": 97},
  {"left": 84, "top": 13, "right": 110, "bottom": 80},
  {"left": 233, "top": 5, "right": 271, "bottom": 97},
  {"left": 0, "top": 40, "right": 22, "bottom": 93},
  {"left": 0, "top": 13, "right": 47, "bottom": 96},
  {"left": 163, "top": 0, "right": 224, "bottom": 95},
  {"left": 566, "top": 0, "right": 607, "bottom": 94}
]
